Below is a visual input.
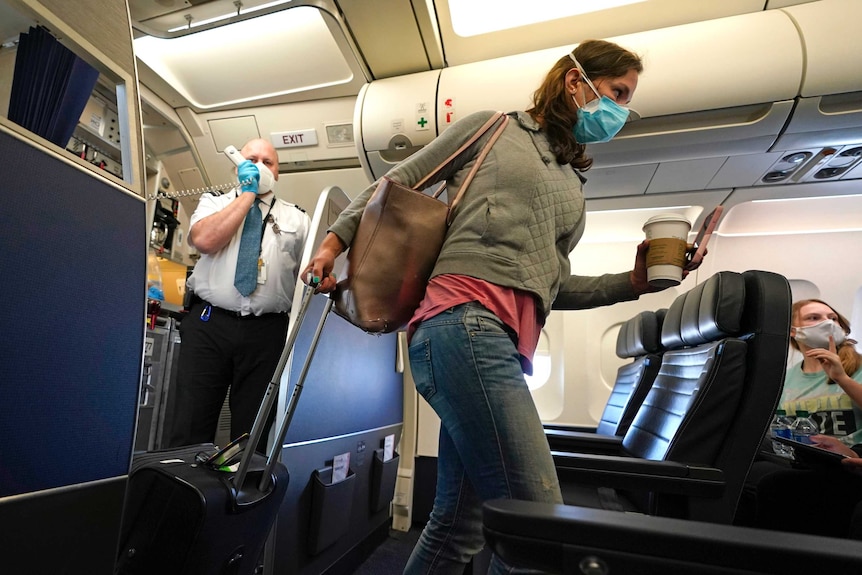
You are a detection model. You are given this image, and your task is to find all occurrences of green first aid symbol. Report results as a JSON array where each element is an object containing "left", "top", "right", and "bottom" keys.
[{"left": 416, "top": 116, "right": 429, "bottom": 130}]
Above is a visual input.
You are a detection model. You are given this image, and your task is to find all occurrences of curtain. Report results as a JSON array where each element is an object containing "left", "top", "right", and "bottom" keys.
[{"left": 8, "top": 26, "right": 100, "bottom": 147}]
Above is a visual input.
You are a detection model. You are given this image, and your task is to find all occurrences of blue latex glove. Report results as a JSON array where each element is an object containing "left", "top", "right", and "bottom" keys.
[{"left": 237, "top": 160, "right": 260, "bottom": 194}]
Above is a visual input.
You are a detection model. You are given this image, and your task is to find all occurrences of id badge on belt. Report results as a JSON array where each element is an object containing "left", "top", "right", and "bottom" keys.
[{"left": 257, "top": 257, "right": 267, "bottom": 284}]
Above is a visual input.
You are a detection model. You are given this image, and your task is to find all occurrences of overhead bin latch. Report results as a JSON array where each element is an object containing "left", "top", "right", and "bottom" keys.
[
  {"left": 389, "top": 134, "right": 412, "bottom": 151},
  {"left": 380, "top": 134, "right": 423, "bottom": 163}
]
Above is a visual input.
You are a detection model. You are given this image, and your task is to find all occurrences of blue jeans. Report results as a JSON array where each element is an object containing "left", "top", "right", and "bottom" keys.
[{"left": 404, "top": 302, "right": 562, "bottom": 575}]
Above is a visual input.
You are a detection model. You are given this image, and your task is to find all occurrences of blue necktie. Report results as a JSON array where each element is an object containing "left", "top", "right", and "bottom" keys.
[{"left": 234, "top": 198, "right": 262, "bottom": 297}]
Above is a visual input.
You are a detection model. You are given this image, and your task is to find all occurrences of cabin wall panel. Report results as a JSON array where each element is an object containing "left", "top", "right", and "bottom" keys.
[
  {"left": 279, "top": 167, "right": 370, "bottom": 216},
  {"left": 547, "top": 227, "right": 862, "bottom": 427},
  {"left": 704, "top": 232, "right": 862, "bottom": 333},
  {"left": 38, "top": 0, "right": 134, "bottom": 75},
  {"left": 184, "top": 97, "right": 358, "bottom": 185},
  {"left": 552, "top": 240, "right": 682, "bottom": 426}
]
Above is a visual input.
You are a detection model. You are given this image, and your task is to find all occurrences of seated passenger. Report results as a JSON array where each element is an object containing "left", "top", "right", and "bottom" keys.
[
  {"left": 738, "top": 299, "right": 862, "bottom": 538},
  {"left": 781, "top": 299, "right": 862, "bottom": 441}
]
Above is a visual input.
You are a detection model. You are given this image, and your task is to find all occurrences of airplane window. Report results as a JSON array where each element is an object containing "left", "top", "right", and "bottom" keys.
[
  {"left": 525, "top": 329, "right": 551, "bottom": 391},
  {"left": 448, "top": 0, "right": 646, "bottom": 37}
]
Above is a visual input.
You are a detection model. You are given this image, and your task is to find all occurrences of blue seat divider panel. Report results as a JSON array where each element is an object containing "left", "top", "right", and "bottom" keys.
[
  {"left": 284, "top": 293, "right": 403, "bottom": 443},
  {"left": 0, "top": 129, "right": 143, "bottom": 497}
]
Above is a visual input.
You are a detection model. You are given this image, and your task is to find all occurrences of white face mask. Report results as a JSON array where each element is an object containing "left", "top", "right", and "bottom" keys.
[
  {"left": 793, "top": 319, "right": 846, "bottom": 349},
  {"left": 255, "top": 162, "right": 276, "bottom": 194}
]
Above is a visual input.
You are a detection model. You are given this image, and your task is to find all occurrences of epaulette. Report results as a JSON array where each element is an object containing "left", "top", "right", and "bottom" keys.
[{"left": 293, "top": 204, "right": 306, "bottom": 213}]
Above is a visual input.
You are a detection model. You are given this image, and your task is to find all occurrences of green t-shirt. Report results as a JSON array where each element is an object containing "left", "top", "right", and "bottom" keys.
[{"left": 781, "top": 362, "right": 862, "bottom": 446}]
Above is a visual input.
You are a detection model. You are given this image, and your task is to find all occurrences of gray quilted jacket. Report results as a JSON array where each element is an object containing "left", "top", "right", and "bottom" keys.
[{"left": 329, "top": 110, "right": 637, "bottom": 319}]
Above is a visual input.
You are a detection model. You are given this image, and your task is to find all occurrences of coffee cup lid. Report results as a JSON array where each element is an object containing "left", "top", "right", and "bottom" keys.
[{"left": 642, "top": 213, "right": 691, "bottom": 231}]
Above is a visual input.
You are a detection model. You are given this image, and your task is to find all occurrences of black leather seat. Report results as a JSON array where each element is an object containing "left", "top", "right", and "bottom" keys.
[
  {"left": 482, "top": 499, "right": 862, "bottom": 575},
  {"left": 545, "top": 309, "right": 666, "bottom": 454},
  {"left": 551, "top": 270, "right": 791, "bottom": 523},
  {"left": 480, "top": 270, "right": 803, "bottom": 573}
]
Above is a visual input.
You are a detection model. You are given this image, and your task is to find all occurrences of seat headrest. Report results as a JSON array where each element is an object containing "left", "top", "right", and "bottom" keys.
[
  {"left": 661, "top": 271, "right": 746, "bottom": 349},
  {"left": 616, "top": 309, "right": 667, "bottom": 358}
]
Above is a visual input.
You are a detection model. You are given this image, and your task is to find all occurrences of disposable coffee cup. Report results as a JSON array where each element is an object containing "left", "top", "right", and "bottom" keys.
[{"left": 642, "top": 214, "right": 692, "bottom": 288}]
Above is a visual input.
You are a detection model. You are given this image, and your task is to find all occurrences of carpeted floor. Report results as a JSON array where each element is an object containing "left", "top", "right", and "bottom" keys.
[{"left": 350, "top": 527, "right": 422, "bottom": 574}]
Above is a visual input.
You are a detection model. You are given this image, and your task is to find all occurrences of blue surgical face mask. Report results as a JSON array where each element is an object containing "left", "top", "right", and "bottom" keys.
[{"left": 569, "top": 54, "right": 630, "bottom": 144}]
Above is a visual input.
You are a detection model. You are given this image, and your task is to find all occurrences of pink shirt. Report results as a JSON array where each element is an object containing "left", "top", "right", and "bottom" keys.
[{"left": 407, "top": 274, "right": 542, "bottom": 374}]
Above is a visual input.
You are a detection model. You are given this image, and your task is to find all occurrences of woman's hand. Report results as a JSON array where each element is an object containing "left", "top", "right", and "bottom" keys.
[
  {"left": 683, "top": 243, "right": 706, "bottom": 272},
  {"left": 813, "top": 435, "right": 862, "bottom": 474},
  {"left": 629, "top": 240, "right": 693, "bottom": 296},
  {"left": 812, "top": 434, "right": 858, "bottom": 457},
  {"left": 805, "top": 337, "right": 846, "bottom": 383},
  {"left": 300, "top": 232, "right": 346, "bottom": 294}
]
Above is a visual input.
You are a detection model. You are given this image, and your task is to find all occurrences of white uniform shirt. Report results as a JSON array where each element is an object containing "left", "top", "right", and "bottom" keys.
[{"left": 187, "top": 189, "right": 311, "bottom": 316}]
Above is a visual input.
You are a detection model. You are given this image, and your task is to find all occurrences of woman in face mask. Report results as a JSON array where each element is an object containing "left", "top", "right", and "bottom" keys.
[
  {"left": 783, "top": 299, "right": 862, "bottom": 445},
  {"left": 736, "top": 300, "right": 862, "bottom": 539},
  {"left": 304, "top": 39, "right": 702, "bottom": 574}
]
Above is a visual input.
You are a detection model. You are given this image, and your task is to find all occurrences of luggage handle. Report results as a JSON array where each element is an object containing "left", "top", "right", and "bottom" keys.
[{"left": 232, "top": 285, "right": 333, "bottom": 504}]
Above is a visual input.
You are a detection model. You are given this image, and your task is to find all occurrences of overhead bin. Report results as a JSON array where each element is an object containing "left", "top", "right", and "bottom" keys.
[
  {"left": 436, "top": 9, "right": 802, "bottom": 169},
  {"left": 358, "top": 9, "right": 804, "bottom": 181},
  {"left": 771, "top": 0, "right": 862, "bottom": 151},
  {"left": 785, "top": 0, "right": 862, "bottom": 98},
  {"left": 354, "top": 1, "right": 862, "bottom": 193},
  {"left": 355, "top": 70, "right": 441, "bottom": 181}
]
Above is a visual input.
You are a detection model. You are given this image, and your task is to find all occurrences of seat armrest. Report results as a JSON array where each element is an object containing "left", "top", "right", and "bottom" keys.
[
  {"left": 483, "top": 500, "right": 862, "bottom": 575},
  {"left": 551, "top": 451, "right": 725, "bottom": 498},
  {"left": 545, "top": 429, "right": 623, "bottom": 454}
]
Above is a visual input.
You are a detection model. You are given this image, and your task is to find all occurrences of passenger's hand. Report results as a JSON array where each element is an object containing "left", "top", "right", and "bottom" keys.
[
  {"left": 805, "top": 339, "right": 845, "bottom": 382},
  {"left": 237, "top": 160, "right": 260, "bottom": 194},
  {"left": 815, "top": 435, "right": 862, "bottom": 475},
  {"left": 811, "top": 434, "right": 858, "bottom": 457},
  {"left": 683, "top": 243, "right": 707, "bottom": 271},
  {"left": 300, "top": 232, "right": 346, "bottom": 294},
  {"left": 630, "top": 240, "right": 691, "bottom": 296},
  {"left": 301, "top": 267, "right": 338, "bottom": 294}
]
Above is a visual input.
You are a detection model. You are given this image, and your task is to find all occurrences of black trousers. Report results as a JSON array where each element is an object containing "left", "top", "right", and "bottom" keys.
[{"left": 168, "top": 301, "right": 288, "bottom": 451}]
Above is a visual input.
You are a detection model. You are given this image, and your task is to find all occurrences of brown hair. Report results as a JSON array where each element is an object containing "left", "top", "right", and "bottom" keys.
[
  {"left": 526, "top": 39, "right": 643, "bottom": 170},
  {"left": 791, "top": 299, "right": 861, "bottom": 377}
]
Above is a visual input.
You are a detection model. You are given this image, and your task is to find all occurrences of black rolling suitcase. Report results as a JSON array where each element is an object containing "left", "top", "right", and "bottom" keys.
[{"left": 116, "top": 287, "right": 334, "bottom": 575}]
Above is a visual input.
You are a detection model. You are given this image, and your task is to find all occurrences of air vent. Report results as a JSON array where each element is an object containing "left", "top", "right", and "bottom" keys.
[
  {"left": 760, "top": 151, "right": 812, "bottom": 184},
  {"left": 759, "top": 145, "right": 862, "bottom": 184},
  {"left": 799, "top": 144, "right": 862, "bottom": 183}
]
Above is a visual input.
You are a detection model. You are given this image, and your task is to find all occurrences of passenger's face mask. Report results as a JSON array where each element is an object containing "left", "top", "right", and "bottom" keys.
[
  {"left": 255, "top": 162, "right": 276, "bottom": 194},
  {"left": 793, "top": 319, "right": 846, "bottom": 349},
  {"left": 569, "top": 54, "right": 630, "bottom": 144}
]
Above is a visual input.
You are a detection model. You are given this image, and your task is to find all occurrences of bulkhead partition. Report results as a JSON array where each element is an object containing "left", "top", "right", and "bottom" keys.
[
  {"left": 268, "top": 185, "right": 405, "bottom": 574},
  {"left": 0, "top": 124, "right": 144, "bottom": 569}
]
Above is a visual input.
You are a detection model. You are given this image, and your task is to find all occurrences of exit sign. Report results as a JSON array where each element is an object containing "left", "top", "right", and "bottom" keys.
[{"left": 271, "top": 129, "right": 318, "bottom": 149}]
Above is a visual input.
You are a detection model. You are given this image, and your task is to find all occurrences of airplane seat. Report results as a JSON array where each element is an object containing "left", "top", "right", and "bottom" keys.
[
  {"left": 545, "top": 308, "right": 667, "bottom": 454},
  {"left": 550, "top": 270, "right": 791, "bottom": 524},
  {"left": 481, "top": 499, "right": 862, "bottom": 575}
]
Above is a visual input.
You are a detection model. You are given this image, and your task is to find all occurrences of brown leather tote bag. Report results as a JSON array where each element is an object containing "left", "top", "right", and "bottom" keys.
[{"left": 333, "top": 112, "right": 510, "bottom": 333}]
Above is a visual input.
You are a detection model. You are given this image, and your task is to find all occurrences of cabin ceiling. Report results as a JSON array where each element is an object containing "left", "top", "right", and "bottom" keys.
[
  {"left": 126, "top": 0, "right": 819, "bottom": 113},
  {"left": 121, "top": 0, "right": 862, "bottom": 209}
]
